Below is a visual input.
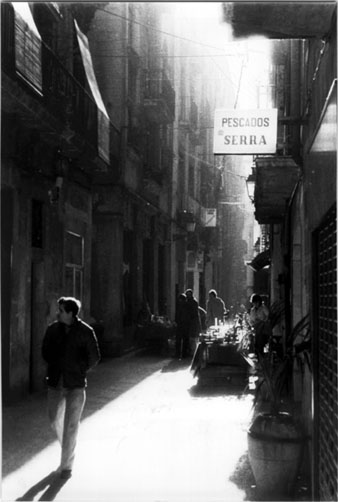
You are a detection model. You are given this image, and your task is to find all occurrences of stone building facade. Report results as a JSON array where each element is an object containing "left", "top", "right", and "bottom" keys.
[
  {"left": 224, "top": 3, "right": 337, "bottom": 499},
  {"left": 1, "top": 2, "right": 222, "bottom": 400}
]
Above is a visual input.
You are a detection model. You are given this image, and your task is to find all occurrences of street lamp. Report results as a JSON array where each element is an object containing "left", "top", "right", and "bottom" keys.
[
  {"left": 171, "top": 220, "right": 196, "bottom": 240},
  {"left": 168, "top": 210, "right": 196, "bottom": 241},
  {"left": 246, "top": 173, "right": 256, "bottom": 203},
  {"left": 186, "top": 221, "right": 196, "bottom": 232},
  {"left": 179, "top": 210, "right": 196, "bottom": 232}
]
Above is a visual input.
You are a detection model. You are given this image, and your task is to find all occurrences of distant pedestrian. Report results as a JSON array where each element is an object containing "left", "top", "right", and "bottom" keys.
[
  {"left": 185, "top": 289, "right": 201, "bottom": 355},
  {"left": 248, "top": 293, "right": 270, "bottom": 355},
  {"left": 174, "top": 293, "right": 190, "bottom": 358},
  {"left": 42, "top": 296, "right": 100, "bottom": 480},
  {"left": 136, "top": 301, "right": 152, "bottom": 327},
  {"left": 206, "top": 289, "right": 226, "bottom": 327},
  {"left": 134, "top": 301, "right": 152, "bottom": 346}
]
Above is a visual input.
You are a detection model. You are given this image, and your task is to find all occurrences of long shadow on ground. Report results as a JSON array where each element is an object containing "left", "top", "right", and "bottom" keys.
[
  {"left": 15, "top": 471, "right": 69, "bottom": 501},
  {"left": 229, "top": 452, "right": 258, "bottom": 501},
  {"left": 2, "top": 352, "right": 169, "bottom": 477},
  {"left": 189, "top": 378, "right": 250, "bottom": 398},
  {"left": 161, "top": 358, "right": 191, "bottom": 373}
]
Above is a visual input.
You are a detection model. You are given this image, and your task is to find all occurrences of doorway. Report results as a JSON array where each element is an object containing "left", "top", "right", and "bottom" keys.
[{"left": 30, "top": 260, "right": 45, "bottom": 392}]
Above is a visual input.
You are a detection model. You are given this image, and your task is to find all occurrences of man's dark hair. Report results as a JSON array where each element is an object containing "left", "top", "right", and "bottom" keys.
[
  {"left": 57, "top": 297, "right": 81, "bottom": 317},
  {"left": 250, "top": 294, "right": 262, "bottom": 305},
  {"left": 208, "top": 289, "right": 217, "bottom": 297}
]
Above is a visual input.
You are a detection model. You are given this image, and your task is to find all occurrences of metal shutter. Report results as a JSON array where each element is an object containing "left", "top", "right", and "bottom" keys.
[{"left": 314, "top": 204, "right": 337, "bottom": 501}]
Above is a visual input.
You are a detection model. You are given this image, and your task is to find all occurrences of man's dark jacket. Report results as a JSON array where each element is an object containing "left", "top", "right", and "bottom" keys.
[{"left": 42, "top": 318, "right": 101, "bottom": 388}]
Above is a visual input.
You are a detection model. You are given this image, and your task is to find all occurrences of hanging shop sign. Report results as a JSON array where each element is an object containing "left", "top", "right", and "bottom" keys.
[
  {"left": 201, "top": 208, "right": 217, "bottom": 227},
  {"left": 213, "top": 108, "right": 278, "bottom": 154}
]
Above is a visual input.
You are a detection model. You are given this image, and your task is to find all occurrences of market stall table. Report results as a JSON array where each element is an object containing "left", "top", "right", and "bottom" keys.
[
  {"left": 135, "top": 316, "right": 175, "bottom": 354},
  {"left": 190, "top": 324, "right": 250, "bottom": 386}
]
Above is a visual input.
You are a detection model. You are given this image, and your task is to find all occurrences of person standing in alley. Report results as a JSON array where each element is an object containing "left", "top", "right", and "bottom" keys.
[
  {"left": 42, "top": 296, "right": 100, "bottom": 480},
  {"left": 185, "top": 289, "right": 201, "bottom": 356},
  {"left": 248, "top": 293, "right": 270, "bottom": 355},
  {"left": 206, "top": 289, "right": 226, "bottom": 328},
  {"left": 174, "top": 293, "right": 190, "bottom": 359}
]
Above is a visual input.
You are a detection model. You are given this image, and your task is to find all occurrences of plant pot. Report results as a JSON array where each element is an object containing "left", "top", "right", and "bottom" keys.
[{"left": 247, "top": 412, "right": 305, "bottom": 498}]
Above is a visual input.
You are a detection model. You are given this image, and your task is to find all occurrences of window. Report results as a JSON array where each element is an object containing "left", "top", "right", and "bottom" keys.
[
  {"left": 13, "top": 3, "right": 42, "bottom": 93},
  {"left": 188, "top": 162, "right": 195, "bottom": 197},
  {"left": 65, "top": 231, "right": 84, "bottom": 300},
  {"left": 186, "top": 271, "right": 194, "bottom": 291}
]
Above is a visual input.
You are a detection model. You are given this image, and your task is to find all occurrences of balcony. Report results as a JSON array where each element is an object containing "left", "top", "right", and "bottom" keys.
[
  {"left": 42, "top": 45, "right": 98, "bottom": 156},
  {"left": 253, "top": 156, "right": 301, "bottom": 224},
  {"left": 144, "top": 69, "right": 175, "bottom": 124},
  {"left": 1, "top": 3, "right": 113, "bottom": 170}
]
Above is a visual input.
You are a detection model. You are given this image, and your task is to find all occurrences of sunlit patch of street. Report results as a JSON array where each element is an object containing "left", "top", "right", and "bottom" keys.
[
  {"left": 3, "top": 357, "right": 254, "bottom": 502},
  {"left": 53, "top": 363, "right": 253, "bottom": 501}
]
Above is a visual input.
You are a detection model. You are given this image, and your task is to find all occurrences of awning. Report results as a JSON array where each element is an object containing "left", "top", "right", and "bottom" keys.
[
  {"left": 74, "top": 20, "right": 110, "bottom": 164},
  {"left": 247, "top": 249, "right": 271, "bottom": 272},
  {"left": 12, "top": 2, "right": 42, "bottom": 93}
]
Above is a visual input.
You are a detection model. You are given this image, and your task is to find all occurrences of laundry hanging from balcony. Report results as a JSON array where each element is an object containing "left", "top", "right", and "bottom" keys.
[
  {"left": 12, "top": 2, "right": 42, "bottom": 93},
  {"left": 74, "top": 20, "right": 110, "bottom": 164}
]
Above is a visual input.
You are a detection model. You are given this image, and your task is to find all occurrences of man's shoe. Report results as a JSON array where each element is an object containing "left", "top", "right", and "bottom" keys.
[{"left": 60, "top": 469, "right": 72, "bottom": 480}]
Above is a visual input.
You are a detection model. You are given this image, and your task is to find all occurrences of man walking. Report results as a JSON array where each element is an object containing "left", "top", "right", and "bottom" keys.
[
  {"left": 206, "top": 289, "right": 226, "bottom": 327},
  {"left": 42, "top": 296, "right": 100, "bottom": 479}
]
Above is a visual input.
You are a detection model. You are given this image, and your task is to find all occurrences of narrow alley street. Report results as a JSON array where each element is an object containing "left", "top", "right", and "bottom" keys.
[
  {"left": 2, "top": 3, "right": 336, "bottom": 501},
  {"left": 3, "top": 350, "right": 257, "bottom": 502}
]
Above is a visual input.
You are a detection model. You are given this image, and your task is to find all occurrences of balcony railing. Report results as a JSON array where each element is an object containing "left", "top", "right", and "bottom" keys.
[
  {"left": 42, "top": 45, "right": 97, "bottom": 145},
  {"left": 144, "top": 69, "right": 175, "bottom": 123}
]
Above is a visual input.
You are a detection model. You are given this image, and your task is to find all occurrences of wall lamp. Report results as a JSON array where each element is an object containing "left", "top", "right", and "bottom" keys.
[
  {"left": 48, "top": 176, "right": 64, "bottom": 204},
  {"left": 167, "top": 211, "right": 197, "bottom": 242},
  {"left": 49, "top": 150, "right": 69, "bottom": 204},
  {"left": 178, "top": 210, "right": 196, "bottom": 232},
  {"left": 246, "top": 173, "right": 256, "bottom": 203}
]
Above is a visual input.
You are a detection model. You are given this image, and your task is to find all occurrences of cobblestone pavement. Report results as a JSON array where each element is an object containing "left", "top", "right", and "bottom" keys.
[{"left": 2, "top": 350, "right": 310, "bottom": 502}]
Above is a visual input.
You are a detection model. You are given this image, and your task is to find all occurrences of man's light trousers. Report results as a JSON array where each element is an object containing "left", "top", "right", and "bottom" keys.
[{"left": 47, "top": 386, "right": 86, "bottom": 470}]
